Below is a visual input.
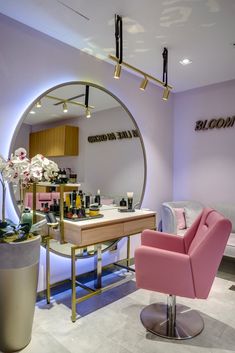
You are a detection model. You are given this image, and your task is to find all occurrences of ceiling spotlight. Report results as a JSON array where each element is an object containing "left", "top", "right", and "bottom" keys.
[
  {"left": 36, "top": 100, "right": 42, "bottom": 108},
  {"left": 114, "top": 63, "right": 122, "bottom": 79},
  {"left": 86, "top": 108, "right": 91, "bottom": 118},
  {"left": 109, "top": 15, "right": 173, "bottom": 100},
  {"left": 179, "top": 58, "right": 192, "bottom": 66},
  {"left": 63, "top": 102, "right": 68, "bottom": 113},
  {"left": 162, "top": 86, "right": 170, "bottom": 101},
  {"left": 30, "top": 111, "right": 35, "bottom": 114},
  {"left": 139, "top": 76, "right": 148, "bottom": 91}
]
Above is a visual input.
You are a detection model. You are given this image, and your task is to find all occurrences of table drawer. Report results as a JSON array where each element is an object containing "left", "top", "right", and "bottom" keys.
[
  {"left": 124, "top": 216, "right": 156, "bottom": 235},
  {"left": 81, "top": 223, "right": 124, "bottom": 246}
]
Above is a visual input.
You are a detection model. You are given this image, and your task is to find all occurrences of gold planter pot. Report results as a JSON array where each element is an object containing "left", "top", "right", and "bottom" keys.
[{"left": 0, "top": 236, "right": 40, "bottom": 352}]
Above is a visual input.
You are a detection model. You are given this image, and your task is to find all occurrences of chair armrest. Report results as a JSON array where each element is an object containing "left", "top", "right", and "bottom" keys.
[
  {"left": 134, "top": 245, "right": 195, "bottom": 298},
  {"left": 161, "top": 203, "right": 178, "bottom": 234},
  {"left": 141, "top": 229, "right": 185, "bottom": 253}
]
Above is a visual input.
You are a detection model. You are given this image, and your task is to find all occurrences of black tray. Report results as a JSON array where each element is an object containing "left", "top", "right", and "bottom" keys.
[
  {"left": 65, "top": 214, "right": 104, "bottom": 222},
  {"left": 37, "top": 211, "right": 104, "bottom": 222}
]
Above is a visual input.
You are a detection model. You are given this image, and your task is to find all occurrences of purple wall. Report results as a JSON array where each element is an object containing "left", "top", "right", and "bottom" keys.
[
  {"left": 173, "top": 79, "right": 235, "bottom": 203},
  {"left": 0, "top": 13, "right": 173, "bottom": 217},
  {"left": 0, "top": 14, "right": 173, "bottom": 290}
]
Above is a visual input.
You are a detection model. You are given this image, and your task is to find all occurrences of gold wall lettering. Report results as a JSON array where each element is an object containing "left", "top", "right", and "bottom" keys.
[
  {"left": 195, "top": 116, "right": 235, "bottom": 131},
  {"left": 88, "top": 129, "right": 139, "bottom": 143}
]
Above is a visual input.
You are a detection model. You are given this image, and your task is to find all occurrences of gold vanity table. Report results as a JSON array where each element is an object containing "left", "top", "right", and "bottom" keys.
[{"left": 32, "top": 183, "right": 156, "bottom": 322}]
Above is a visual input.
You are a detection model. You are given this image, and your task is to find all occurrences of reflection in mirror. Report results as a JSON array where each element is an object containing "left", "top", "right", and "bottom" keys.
[
  {"left": 13, "top": 82, "right": 145, "bottom": 207},
  {"left": 11, "top": 82, "right": 146, "bottom": 256}
]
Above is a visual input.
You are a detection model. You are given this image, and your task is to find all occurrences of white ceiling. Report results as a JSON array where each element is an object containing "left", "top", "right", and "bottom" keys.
[{"left": 1, "top": 0, "right": 235, "bottom": 92}]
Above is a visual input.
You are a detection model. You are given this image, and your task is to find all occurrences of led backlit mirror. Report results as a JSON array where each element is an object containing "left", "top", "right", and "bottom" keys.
[{"left": 11, "top": 82, "right": 146, "bottom": 257}]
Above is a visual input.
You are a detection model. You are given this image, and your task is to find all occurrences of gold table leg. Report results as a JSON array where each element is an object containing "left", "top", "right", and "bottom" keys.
[
  {"left": 126, "top": 236, "right": 131, "bottom": 269},
  {"left": 46, "top": 236, "right": 51, "bottom": 304},
  {"left": 71, "top": 246, "right": 77, "bottom": 322},
  {"left": 94, "top": 244, "right": 102, "bottom": 289}
]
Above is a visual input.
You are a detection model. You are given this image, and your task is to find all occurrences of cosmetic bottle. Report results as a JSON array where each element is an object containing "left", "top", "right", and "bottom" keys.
[
  {"left": 85, "top": 195, "right": 90, "bottom": 209},
  {"left": 67, "top": 207, "right": 73, "bottom": 219},
  {"left": 120, "top": 198, "right": 127, "bottom": 207},
  {"left": 76, "top": 193, "right": 81, "bottom": 208},
  {"left": 56, "top": 199, "right": 60, "bottom": 213},
  {"left": 94, "top": 189, "right": 101, "bottom": 206},
  {"left": 72, "top": 190, "right": 77, "bottom": 204},
  {"left": 44, "top": 202, "right": 49, "bottom": 213},
  {"left": 69, "top": 173, "right": 77, "bottom": 183},
  {"left": 21, "top": 207, "right": 32, "bottom": 230},
  {"left": 64, "top": 203, "right": 68, "bottom": 217},
  {"left": 72, "top": 208, "right": 78, "bottom": 219},
  {"left": 57, "top": 168, "right": 62, "bottom": 183},
  {"left": 65, "top": 193, "right": 71, "bottom": 208},
  {"left": 127, "top": 192, "right": 134, "bottom": 210},
  {"left": 60, "top": 168, "right": 68, "bottom": 183}
]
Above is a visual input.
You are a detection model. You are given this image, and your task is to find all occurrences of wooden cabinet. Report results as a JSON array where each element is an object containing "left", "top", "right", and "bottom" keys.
[{"left": 29, "top": 125, "right": 79, "bottom": 157}]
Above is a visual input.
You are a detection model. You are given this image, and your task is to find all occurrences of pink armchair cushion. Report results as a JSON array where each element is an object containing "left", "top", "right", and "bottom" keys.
[
  {"left": 188, "top": 209, "right": 232, "bottom": 298},
  {"left": 141, "top": 229, "right": 185, "bottom": 254},
  {"left": 135, "top": 208, "right": 232, "bottom": 300},
  {"left": 173, "top": 207, "right": 186, "bottom": 230},
  {"left": 135, "top": 246, "right": 195, "bottom": 298}
]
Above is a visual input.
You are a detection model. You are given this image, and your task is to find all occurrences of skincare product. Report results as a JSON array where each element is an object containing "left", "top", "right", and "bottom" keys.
[
  {"left": 94, "top": 189, "right": 101, "bottom": 206},
  {"left": 120, "top": 198, "right": 127, "bottom": 207},
  {"left": 127, "top": 192, "right": 134, "bottom": 210}
]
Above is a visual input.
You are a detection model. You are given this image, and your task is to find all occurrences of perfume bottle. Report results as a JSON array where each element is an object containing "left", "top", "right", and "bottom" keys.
[{"left": 120, "top": 198, "right": 127, "bottom": 207}]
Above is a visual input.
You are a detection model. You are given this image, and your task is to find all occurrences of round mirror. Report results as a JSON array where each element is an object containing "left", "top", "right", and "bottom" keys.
[{"left": 10, "top": 82, "right": 146, "bottom": 257}]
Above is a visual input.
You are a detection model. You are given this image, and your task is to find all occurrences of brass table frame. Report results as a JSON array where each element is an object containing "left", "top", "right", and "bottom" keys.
[
  {"left": 32, "top": 183, "right": 156, "bottom": 322},
  {"left": 45, "top": 234, "right": 136, "bottom": 322}
]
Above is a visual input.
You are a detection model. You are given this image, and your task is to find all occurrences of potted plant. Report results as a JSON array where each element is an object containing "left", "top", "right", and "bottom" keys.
[{"left": 0, "top": 148, "right": 58, "bottom": 352}]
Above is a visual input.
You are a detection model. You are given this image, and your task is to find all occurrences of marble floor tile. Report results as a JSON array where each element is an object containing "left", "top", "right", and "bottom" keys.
[{"left": 5, "top": 258, "right": 234, "bottom": 353}]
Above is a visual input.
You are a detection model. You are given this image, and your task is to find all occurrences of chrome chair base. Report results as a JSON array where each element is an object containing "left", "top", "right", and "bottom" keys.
[{"left": 140, "top": 303, "right": 204, "bottom": 340}]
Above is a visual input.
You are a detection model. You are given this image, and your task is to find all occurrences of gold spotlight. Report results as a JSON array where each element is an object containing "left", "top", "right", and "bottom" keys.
[
  {"left": 140, "top": 76, "right": 148, "bottom": 91},
  {"left": 36, "top": 100, "right": 42, "bottom": 108},
  {"left": 162, "top": 86, "right": 170, "bottom": 101},
  {"left": 114, "top": 63, "right": 122, "bottom": 79},
  {"left": 86, "top": 108, "right": 91, "bottom": 118},
  {"left": 63, "top": 102, "right": 68, "bottom": 113}
]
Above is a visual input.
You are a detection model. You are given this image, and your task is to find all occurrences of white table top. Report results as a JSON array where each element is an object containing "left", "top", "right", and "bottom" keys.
[{"left": 63, "top": 208, "right": 156, "bottom": 229}]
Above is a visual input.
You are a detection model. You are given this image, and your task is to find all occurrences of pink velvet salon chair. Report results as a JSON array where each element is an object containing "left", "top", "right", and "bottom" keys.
[{"left": 134, "top": 208, "right": 231, "bottom": 340}]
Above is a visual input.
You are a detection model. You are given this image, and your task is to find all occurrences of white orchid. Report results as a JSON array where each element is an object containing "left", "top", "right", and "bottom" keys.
[
  {"left": 1, "top": 149, "right": 30, "bottom": 184},
  {"left": 30, "top": 154, "right": 59, "bottom": 181},
  {"left": 0, "top": 149, "right": 59, "bottom": 222}
]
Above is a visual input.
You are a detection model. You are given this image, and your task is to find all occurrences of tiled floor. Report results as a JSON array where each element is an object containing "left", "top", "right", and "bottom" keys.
[{"left": 5, "top": 259, "right": 235, "bottom": 353}]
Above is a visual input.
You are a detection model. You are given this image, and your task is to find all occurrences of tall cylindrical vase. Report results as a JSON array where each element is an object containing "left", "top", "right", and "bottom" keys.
[{"left": 0, "top": 235, "right": 40, "bottom": 352}]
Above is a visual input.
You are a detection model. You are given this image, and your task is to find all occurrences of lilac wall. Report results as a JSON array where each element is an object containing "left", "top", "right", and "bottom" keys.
[
  {"left": 0, "top": 13, "right": 173, "bottom": 216},
  {"left": 0, "top": 14, "right": 173, "bottom": 290},
  {"left": 173, "top": 79, "right": 235, "bottom": 203}
]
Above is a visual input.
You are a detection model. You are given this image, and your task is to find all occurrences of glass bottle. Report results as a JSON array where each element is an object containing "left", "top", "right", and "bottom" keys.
[{"left": 21, "top": 207, "right": 33, "bottom": 230}]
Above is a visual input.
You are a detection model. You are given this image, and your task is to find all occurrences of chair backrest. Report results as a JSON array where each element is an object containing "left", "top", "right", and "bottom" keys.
[
  {"left": 184, "top": 208, "right": 231, "bottom": 298},
  {"left": 161, "top": 200, "right": 204, "bottom": 234}
]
